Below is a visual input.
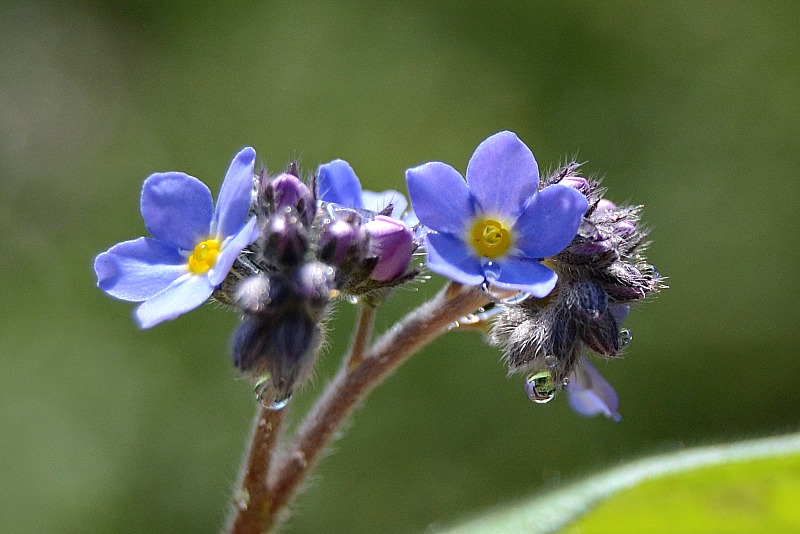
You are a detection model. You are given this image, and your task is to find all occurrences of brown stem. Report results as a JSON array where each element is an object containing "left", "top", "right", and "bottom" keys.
[
  {"left": 264, "top": 283, "right": 489, "bottom": 529},
  {"left": 226, "top": 402, "right": 286, "bottom": 534},
  {"left": 346, "top": 303, "right": 377, "bottom": 371}
]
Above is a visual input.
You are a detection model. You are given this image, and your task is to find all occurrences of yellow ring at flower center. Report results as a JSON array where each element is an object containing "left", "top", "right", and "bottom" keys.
[
  {"left": 470, "top": 218, "right": 512, "bottom": 258},
  {"left": 188, "top": 238, "right": 221, "bottom": 274}
]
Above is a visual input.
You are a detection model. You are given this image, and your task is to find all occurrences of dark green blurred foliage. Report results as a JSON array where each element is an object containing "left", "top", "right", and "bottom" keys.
[{"left": 1, "top": 1, "right": 798, "bottom": 532}]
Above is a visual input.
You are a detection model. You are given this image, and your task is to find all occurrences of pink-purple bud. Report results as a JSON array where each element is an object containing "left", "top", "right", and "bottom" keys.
[
  {"left": 319, "top": 219, "right": 357, "bottom": 266},
  {"left": 560, "top": 176, "right": 589, "bottom": 192},
  {"left": 595, "top": 199, "right": 617, "bottom": 212},
  {"left": 271, "top": 173, "right": 313, "bottom": 213},
  {"left": 361, "top": 215, "right": 413, "bottom": 281},
  {"left": 265, "top": 214, "right": 307, "bottom": 266},
  {"left": 614, "top": 220, "right": 637, "bottom": 238}
]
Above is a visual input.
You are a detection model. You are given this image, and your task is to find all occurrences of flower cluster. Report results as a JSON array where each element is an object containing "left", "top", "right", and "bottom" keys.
[
  {"left": 95, "top": 132, "right": 662, "bottom": 418},
  {"left": 227, "top": 161, "right": 418, "bottom": 401},
  {"left": 489, "top": 160, "right": 664, "bottom": 419}
]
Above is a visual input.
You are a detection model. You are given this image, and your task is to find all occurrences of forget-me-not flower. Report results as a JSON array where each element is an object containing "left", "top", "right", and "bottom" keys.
[
  {"left": 94, "top": 147, "right": 258, "bottom": 328},
  {"left": 317, "top": 159, "right": 409, "bottom": 219},
  {"left": 405, "top": 131, "right": 588, "bottom": 297}
]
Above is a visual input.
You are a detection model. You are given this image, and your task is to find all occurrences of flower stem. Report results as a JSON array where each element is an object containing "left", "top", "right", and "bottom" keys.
[
  {"left": 347, "top": 303, "right": 377, "bottom": 371},
  {"left": 226, "top": 402, "right": 286, "bottom": 534},
  {"left": 264, "top": 282, "right": 489, "bottom": 529}
]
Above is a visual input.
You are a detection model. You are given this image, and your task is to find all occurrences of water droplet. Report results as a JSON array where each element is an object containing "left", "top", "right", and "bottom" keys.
[
  {"left": 346, "top": 295, "right": 360, "bottom": 305},
  {"left": 618, "top": 329, "right": 633, "bottom": 348},
  {"left": 234, "top": 488, "right": 250, "bottom": 511},
  {"left": 268, "top": 392, "right": 292, "bottom": 411},
  {"left": 639, "top": 263, "right": 660, "bottom": 279},
  {"left": 525, "top": 370, "right": 558, "bottom": 404},
  {"left": 254, "top": 375, "right": 292, "bottom": 410},
  {"left": 544, "top": 355, "right": 558, "bottom": 369},
  {"left": 500, "top": 291, "right": 530, "bottom": 305},
  {"left": 483, "top": 261, "right": 501, "bottom": 282},
  {"left": 447, "top": 321, "right": 460, "bottom": 331},
  {"left": 459, "top": 313, "right": 481, "bottom": 325},
  {"left": 254, "top": 375, "right": 270, "bottom": 401}
]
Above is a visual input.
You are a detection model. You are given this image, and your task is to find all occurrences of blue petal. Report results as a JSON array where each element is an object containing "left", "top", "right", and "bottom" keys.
[
  {"left": 141, "top": 172, "right": 213, "bottom": 251},
  {"left": 213, "top": 147, "right": 256, "bottom": 239},
  {"left": 489, "top": 255, "right": 558, "bottom": 298},
  {"left": 317, "top": 159, "right": 364, "bottom": 209},
  {"left": 465, "top": 131, "right": 539, "bottom": 217},
  {"left": 405, "top": 162, "right": 472, "bottom": 234},
  {"left": 208, "top": 216, "right": 258, "bottom": 286},
  {"left": 566, "top": 357, "right": 621, "bottom": 422},
  {"left": 424, "top": 232, "right": 484, "bottom": 286},
  {"left": 514, "top": 184, "right": 588, "bottom": 258},
  {"left": 95, "top": 237, "right": 187, "bottom": 302},
  {"left": 134, "top": 273, "right": 214, "bottom": 329},
  {"left": 361, "top": 189, "right": 408, "bottom": 218}
]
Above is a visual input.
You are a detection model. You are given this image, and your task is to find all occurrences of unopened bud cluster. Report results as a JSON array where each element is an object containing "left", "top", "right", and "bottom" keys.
[
  {"left": 491, "top": 161, "right": 664, "bottom": 401},
  {"left": 217, "top": 165, "right": 419, "bottom": 401}
]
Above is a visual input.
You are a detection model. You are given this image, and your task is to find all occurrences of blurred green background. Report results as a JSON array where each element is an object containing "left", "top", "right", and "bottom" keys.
[{"left": 2, "top": 1, "right": 798, "bottom": 532}]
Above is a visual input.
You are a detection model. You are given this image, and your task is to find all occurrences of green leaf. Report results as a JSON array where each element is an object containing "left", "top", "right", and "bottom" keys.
[{"left": 438, "top": 433, "right": 800, "bottom": 534}]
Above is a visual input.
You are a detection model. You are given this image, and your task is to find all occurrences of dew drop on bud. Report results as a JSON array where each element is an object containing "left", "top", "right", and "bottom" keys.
[
  {"left": 639, "top": 263, "right": 660, "bottom": 279},
  {"left": 525, "top": 370, "right": 558, "bottom": 404},
  {"left": 254, "top": 375, "right": 293, "bottom": 410},
  {"left": 544, "top": 355, "right": 558, "bottom": 369},
  {"left": 346, "top": 295, "right": 360, "bottom": 305},
  {"left": 254, "top": 375, "right": 270, "bottom": 401},
  {"left": 618, "top": 328, "right": 633, "bottom": 348},
  {"left": 268, "top": 392, "right": 293, "bottom": 411}
]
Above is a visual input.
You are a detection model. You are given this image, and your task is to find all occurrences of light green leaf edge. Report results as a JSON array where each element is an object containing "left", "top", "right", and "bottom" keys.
[{"left": 438, "top": 432, "right": 800, "bottom": 534}]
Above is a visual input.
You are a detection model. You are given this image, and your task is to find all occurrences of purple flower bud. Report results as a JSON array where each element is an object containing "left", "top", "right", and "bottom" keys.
[
  {"left": 361, "top": 215, "right": 413, "bottom": 281},
  {"left": 264, "top": 214, "right": 307, "bottom": 266},
  {"left": 319, "top": 219, "right": 357, "bottom": 266},
  {"left": 293, "top": 261, "right": 337, "bottom": 307},
  {"left": 595, "top": 199, "right": 617, "bottom": 212},
  {"left": 614, "top": 220, "right": 637, "bottom": 238},
  {"left": 272, "top": 173, "right": 313, "bottom": 214},
  {"left": 235, "top": 274, "right": 272, "bottom": 314},
  {"left": 560, "top": 176, "right": 589, "bottom": 192}
]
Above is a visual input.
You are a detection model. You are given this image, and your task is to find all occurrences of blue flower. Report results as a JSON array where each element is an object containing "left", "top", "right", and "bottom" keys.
[
  {"left": 94, "top": 147, "right": 258, "bottom": 328},
  {"left": 566, "top": 357, "right": 621, "bottom": 422},
  {"left": 317, "top": 159, "right": 408, "bottom": 219},
  {"left": 405, "top": 131, "right": 588, "bottom": 297}
]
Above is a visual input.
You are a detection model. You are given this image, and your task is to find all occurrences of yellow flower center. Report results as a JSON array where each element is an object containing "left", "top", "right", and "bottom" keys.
[
  {"left": 469, "top": 218, "right": 512, "bottom": 258},
  {"left": 188, "top": 238, "right": 221, "bottom": 274}
]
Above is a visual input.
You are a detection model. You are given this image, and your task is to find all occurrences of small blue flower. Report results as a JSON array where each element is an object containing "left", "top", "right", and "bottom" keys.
[
  {"left": 405, "top": 131, "right": 588, "bottom": 297},
  {"left": 317, "top": 159, "right": 408, "bottom": 218},
  {"left": 94, "top": 147, "right": 258, "bottom": 328},
  {"left": 566, "top": 357, "right": 621, "bottom": 422}
]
